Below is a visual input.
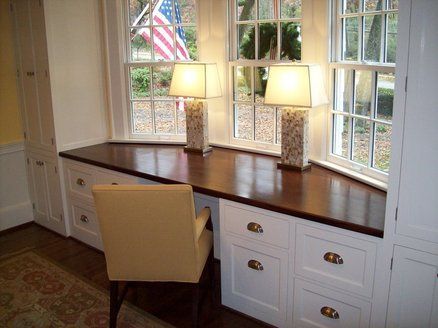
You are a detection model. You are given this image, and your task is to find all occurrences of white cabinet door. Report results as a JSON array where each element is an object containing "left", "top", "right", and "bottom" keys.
[
  {"left": 387, "top": 246, "right": 438, "bottom": 328},
  {"left": 396, "top": 0, "right": 438, "bottom": 243},
  {"left": 45, "top": 161, "right": 65, "bottom": 234},
  {"left": 29, "top": 157, "right": 49, "bottom": 223}
]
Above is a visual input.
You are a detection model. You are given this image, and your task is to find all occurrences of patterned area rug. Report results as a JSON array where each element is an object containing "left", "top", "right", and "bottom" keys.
[{"left": 0, "top": 251, "right": 171, "bottom": 327}]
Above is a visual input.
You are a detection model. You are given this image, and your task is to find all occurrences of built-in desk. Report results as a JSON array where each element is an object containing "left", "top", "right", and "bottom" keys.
[
  {"left": 59, "top": 142, "right": 386, "bottom": 237},
  {"left": 59, "top": 143, "right": 387, "bottom": 327}
]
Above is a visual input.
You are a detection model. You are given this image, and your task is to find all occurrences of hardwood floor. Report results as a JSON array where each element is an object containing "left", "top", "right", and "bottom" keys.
[{"left": 0, "top": 223, "right": 269, "bottom": 328}]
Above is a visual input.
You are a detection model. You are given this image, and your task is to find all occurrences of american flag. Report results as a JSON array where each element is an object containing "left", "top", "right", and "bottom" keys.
[{"left": 135, "top": 0, "right": 190, "bottom": 60}]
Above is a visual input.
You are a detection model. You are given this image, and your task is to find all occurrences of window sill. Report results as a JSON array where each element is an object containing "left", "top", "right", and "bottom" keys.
[{"left": 108, "top": 139, "right": 387, "bottom": 191}]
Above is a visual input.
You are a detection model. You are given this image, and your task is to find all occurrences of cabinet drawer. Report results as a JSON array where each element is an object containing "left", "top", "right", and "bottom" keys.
[
  {"left": 295, "top": 224, "right": 377, "bottom": 298},
  {"left": 293, "top": 279, "right": 371, "bottom": 328},
  {"left": 96, "top": 171, "right": 137, "bottom": 185},
  {"left": 70, "top": 199, "right": 102, "bottom": 250},
  {"left": 223, "top": 203, "right": 289, "bottom": 249},
  {"left": 67, "top": 165, "right": 96, "bottom": 200},
  {"left": 221, "top": 235, "right": 288, "bottom": 327}
]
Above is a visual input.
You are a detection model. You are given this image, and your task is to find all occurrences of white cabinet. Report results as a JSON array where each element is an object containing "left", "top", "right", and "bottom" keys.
[
  {"left": 394, "top": 0, "right": 438, "bottom": 244},
  {"left": 386, "top": 246, "right": 438, "bottom": 328},
  {"left": 27, "top": 153, "right": 65, "bottom": 235}
]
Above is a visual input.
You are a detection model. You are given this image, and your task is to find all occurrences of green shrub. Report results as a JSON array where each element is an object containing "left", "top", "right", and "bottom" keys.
[
  {"left": 131, "top": 67, "right": 150, "bottom": 98},
  {"left": 377, "top": 87, "right": 394, "bottom": 117}
]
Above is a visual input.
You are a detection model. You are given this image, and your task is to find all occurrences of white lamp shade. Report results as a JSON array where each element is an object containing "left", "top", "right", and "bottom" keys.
[
  {"left": 168, "top": 62, "right": 222, "bottom": 99},
  {"left": 264, "top": 64, "right": 328, "bottom": 108}
]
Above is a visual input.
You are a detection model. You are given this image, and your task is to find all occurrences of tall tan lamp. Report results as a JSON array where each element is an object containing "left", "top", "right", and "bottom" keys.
[
  {"left": 264, "top": 64, "right": 328, "bottom": 171},
  {"left": 169, "top": 62, "right": 222, "bottom": 154}
]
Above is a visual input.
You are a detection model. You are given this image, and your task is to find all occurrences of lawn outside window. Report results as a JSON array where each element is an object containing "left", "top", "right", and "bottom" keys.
[
  {"left": 124, "top": 0, "right": 198, "bottom": 140},
  {"left": 329, "top": 0, "right": 398, "bottom": 182},
  {"left": 229, "top": 0, "right": 302, "bottom": 151}
]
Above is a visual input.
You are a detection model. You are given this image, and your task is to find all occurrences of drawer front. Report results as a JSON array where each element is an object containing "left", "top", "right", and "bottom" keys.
[
  {"left": 295, "top": 224, "right": 377, "bottom": 298},
  {"left": 70, "top": 199, "right": 102, "bottom": 250},
  {"left": 96, "top": 171, "right": 137, "bottom": 185},
  {"left": 223, "top": 203, "right": 289, "bottom": 249},
  {"left": 293, "top": 279, "right": 371, "bottom": 328},
  {"left": 67, "top": 165, "right": 96, "bottom": 200},
  {"left": 221, "top": 235, "right": 288, "bottom": 327}
]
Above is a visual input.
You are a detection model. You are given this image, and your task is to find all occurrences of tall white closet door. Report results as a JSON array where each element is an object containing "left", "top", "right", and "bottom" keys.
[
  {"left": 29, "top": 158, "right": 49, "bottom": 223},
  {"left": 14, "top": 0, "right": 42, "bottom": 148},
  {"left": 387, "top": 246, "right": 438, "bottom": 328},
  {"left": 29, "top": 0, "right": 55, "bottom": 150},
  {"left": 44, "top": 161, "right": 66, "bottom": 235},
  {"left": 396, "top": 0, "right": 438, "bottom": 243}
]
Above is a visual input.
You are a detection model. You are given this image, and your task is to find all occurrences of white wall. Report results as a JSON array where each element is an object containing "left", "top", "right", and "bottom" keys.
[{"left": 0, "top": 142, "right": 33, "bottom": 231}]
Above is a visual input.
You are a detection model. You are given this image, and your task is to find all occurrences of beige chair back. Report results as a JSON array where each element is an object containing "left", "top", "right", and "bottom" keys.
[{"left": 92, "top": 184, "right": 204, "bottom": 283}]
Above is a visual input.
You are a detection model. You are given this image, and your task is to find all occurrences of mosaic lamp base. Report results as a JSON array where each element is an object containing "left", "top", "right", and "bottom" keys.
[
  {"left": 184, "top": 99, "right": 212, "bottom": 154},
  {"left": 277, "top": 107, "right": 311, "bottom": 171}
]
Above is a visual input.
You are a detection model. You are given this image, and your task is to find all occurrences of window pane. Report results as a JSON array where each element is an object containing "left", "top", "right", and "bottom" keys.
[
  {"left": 154, "top": 101, "right": 175, "bottom": 134},
  {"left": 376, "top": 72, "right": 394, "bottom": 121},
  {"left": 364, "top": 15, "right": 382, "bottom": 62},
  {"left": 354, "top": 70, "right": 372, "bottom": 117},
  {"left": 281, "top": 22, "right": 301, "bottom": 60},
  {"left": 130, "top": 67, "right": 151, "bottom": 99},
  {"left": 129, "top": 0, "right": 150, "bottom": 26},
  {"left": 259, "top": 0, "right": 275, "bottom": 20},
  {"left": 343, "top": 17, "right": 358, "bottom": 61},
  {"left": 130, "top": 31, "right": 152, "bottom": 61},
  {"left": 335, "top": 69, "right": 353, "bottom": 113},
  {"left": 238, "top": 24, "right": 255, "bottom": 59},
  {"left": 152, "top": 26, "right": 175, "bottom": 60},
  {"left": 152, "top": 0, "right": 173, "bottom": 24},
  {"left": 388, "top": 0, "right": 398, "bottom": 10},
  {"left": 373, "top": 123, "right": 391, "bottom": 172},
  {"left": 176, "top": 100, "right": 186, "bottom": 134},
  {"left": 364, "top": 0, "right": 382, "bottom": 12},
  {"left": 255, "top": 67, "right": 269, "bottom": 104},
  {"left": 237, "top": 0, "right": 255, "bottom": 21},
  {"left": 259, "top": 23, "right": 277, "bottom": 60},
  {"left": 182, "top": 26, "right": 198, "bottom": 60},
  {"left": 386, "top": 13, "right": 398, "bottom": 63},
  {"left": 234, "top": 66, "right": 252, "bottom": 102},
  {"left": 352, "top": 118, "right": 370, "bottom": 165},
  {"left": 255, "top": 106, "right": 275, "bottom": 143},
  {"left": 132, "top": 101, "right": 152, "bottom": 134},
  {"left": 276, "top": 108, "right": 282, "bottom": 144},
  {"left": 178, "top": 0, "right": 196, "bottom": 24},
  {"left": 343, "top": 0, "right": 359, "bottom": 14},
  {"left": 152, "top": 66, "right": 172, "bottom": 99},
  {"left": 234, "top": 104, "right": 253, "bottom": 140},
  {"left": 280, "top": 0, "right": 301, "bottom": 19},
  {"left": 332, "top": 114, "right": 349, "bottom": 158}
]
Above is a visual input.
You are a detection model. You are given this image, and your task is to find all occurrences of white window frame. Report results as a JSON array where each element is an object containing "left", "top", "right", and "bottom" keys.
[
  {"left": 328, "top": 0, "right": 397, "bottom": 183},
  {"left": 228, "top": 0, "right": 302, "bottom": 152},
  {"left": 122, "top": 0, "right": 199, "bottom": 142}
]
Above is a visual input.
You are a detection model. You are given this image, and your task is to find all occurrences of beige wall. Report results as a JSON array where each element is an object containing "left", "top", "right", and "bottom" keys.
[{"left": 0, "top": 0, "right": 23, "bottom": 145}]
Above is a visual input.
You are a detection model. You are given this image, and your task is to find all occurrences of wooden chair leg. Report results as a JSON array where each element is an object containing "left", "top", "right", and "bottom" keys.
[
  {"left": 110, "top": 281, "right": 119, "bottom": 328},
  {"left": 192, "top": 283, "right": 200, "bottom": 328}
]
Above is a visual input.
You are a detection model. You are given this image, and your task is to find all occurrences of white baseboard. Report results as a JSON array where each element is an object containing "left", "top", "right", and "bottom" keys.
[
  {"left": 0, "top": 201, "right": 34, "bottom": 232},
  {"left": 60, "top": 137, "right": 108, "bottom": 151}
]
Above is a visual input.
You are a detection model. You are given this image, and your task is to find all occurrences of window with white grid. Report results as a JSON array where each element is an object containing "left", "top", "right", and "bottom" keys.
[
  {"left": 229, "top": 0, "right": 302, "bottom": 148},
  {"left": 125, "top": 0, "right": 197, "bottom": 138},
  {"left": 330, "top": 0, "right": 398, "bottom": 179}
]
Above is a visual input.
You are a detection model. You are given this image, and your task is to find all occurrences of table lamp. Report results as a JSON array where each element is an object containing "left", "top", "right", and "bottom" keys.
[
  {"left": 264, "top": 64, "right": 328, "bottom": 171},
  {"left": 169, "top": 62, "right": 222, "bottom": 154}
]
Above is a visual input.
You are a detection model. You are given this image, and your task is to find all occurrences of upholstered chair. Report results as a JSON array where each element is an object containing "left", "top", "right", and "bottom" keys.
[{"left": 92, "top": 184, "right": 214, "bottom": 328}]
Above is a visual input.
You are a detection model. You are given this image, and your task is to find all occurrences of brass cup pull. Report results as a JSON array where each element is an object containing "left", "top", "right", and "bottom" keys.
[
  {"left": 248, "top": 259, "right": 264, "bottom": 271},
  {"left": 80, "top": 215, "right": 89, "bottom": 223},
  {"left": 323, "top": 252, "right": 344, "bottom": 265},
  {"left": 247, "top": 222, "right": 263, "bottom": 233},
  {"left": 111, "top": 182, "right": 118, "bottom": 185},
  {"left": 320, "top": 306, "right": 339, "bottom": 319},
  {"left": 76, "top": 178, "right": 86, "bottom": 186}
]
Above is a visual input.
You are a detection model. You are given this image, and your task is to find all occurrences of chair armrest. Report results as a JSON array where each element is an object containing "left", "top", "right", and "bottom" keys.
[{"left": 195, "top": 207, "right": 211, "bottom": 240}]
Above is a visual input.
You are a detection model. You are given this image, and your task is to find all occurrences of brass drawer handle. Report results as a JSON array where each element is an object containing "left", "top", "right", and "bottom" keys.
[
  {"left": 247, "top": 222, "right": 263, "bottom": 233},
  {"left": 76, "top": 178, "right": 86, "bottom": 186},
  {"left": 80, "top": 215, "right": 89, "bottom": 223},
  {"left": 323, "top": 252, "right": 344, "bottom": 265},
  {"left": 321, "top": 306, "right": 339, "bottom": 319},
  {"left": 111, "top": 182, "right": 119, "bottom": 185},
  {"left": 248, "top": 259, "right": 264, "bottom": 271}
]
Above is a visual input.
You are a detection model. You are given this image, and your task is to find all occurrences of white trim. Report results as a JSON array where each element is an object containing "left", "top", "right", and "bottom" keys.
[
  {"left": 0, "top": 201, "right": 33, "bottom": 232},
  {"left": 0, "top": 141, "right": 25, "bottom": 155},
  {"left": 59, "top": 137, "right": 109, "bottom": 152}
]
